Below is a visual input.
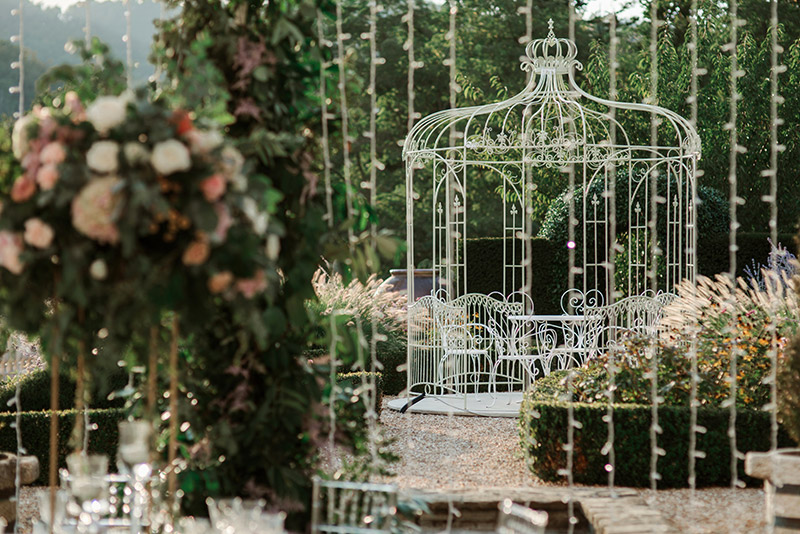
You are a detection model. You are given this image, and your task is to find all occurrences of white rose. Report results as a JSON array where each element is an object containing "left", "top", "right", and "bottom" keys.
[
  {"left": 89, "top": 259, "right": 108, "bottom": 280},
  {"left": 11, "top": 115, "right": 35, "bottom": 160},
  {"left": 266, "top": 234, "right": 280, "bottom": 260},
  {"left": 230, "top": 173, "right": 248, "bottom": 192},
  {"left": 86, "top": 141, "right": 120, "bottom": 174},
  {"left": 151, "top": 139, "right": 192, "bottom": 175},
  {"left": 85, "top": 95, "right": 128, "bottom": 134},
  {"left": 123, "top": 142, "right": 150, "bottom": 166},
  {"left": 242, "top": 197, "right": 268, "bottom": 235},
  {"left": 186, "top": 129, "right": 224, "bottom": 154}
]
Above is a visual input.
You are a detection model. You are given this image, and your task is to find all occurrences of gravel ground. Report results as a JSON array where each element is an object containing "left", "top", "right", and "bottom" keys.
[{"left": 380, "top": 397, "right": 768, "bottom": 533}]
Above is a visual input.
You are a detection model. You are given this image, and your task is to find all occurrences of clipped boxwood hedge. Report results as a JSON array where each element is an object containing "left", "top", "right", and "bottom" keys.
[
  {"left": 0, "top": 368, "right": 128, "bottom": 414},
  {"left": 519, "top": 396, "right": 794, "bottom": 487},
  {"left": 0, "top": 409, "right": 125, "bottom": 485}
]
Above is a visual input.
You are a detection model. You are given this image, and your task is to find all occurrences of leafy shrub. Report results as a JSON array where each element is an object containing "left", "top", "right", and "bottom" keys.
[
  {"left": 464, "top": 237, "right": 564, "bottom": 314},
  {"left": 518, "top": 399, "right": 793, "bottom": 487},
  {"left": 779, "top": 232, "right": 800, "bottom": 443},
  {"left": 0, "top": 409, "right": 125, "bottom": 484}
]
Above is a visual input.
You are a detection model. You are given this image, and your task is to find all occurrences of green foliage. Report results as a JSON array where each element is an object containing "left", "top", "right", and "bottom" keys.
[
  {"left": 518, "top": 398, "right": 794, "bottom": 487},
  {"left": 697, "top": 233, "right": 798, "bottom": 278},
  {"left": 35, "top": 38, "right": 128, "bottom": 106},
  {"left": 153, "top": 0, "right": 339, "bottom": 522},
  {"left": 464, "top": 237, "right": 565, "bottom": 314},
  {"left": 778, "top": 231, "right": 800, "bottom": 443},
  {"left": 0, "top": 367, "right": 128, "bottom": 413},
  {"left": 0, "top": 408, "right": 124, "bottom": 485}
]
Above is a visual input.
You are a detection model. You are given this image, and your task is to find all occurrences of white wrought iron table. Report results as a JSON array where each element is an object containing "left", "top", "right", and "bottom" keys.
[{"left": 505, "top": 313, "right": 597, "bottom": 377}]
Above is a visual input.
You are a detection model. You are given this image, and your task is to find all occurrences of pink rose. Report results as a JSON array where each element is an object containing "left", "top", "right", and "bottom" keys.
[
  {"left": 0, "top": 231, "right": 24, "bottom": 275},
  {"left": 39, "top": 142, "right": 66, "bottom": 165},
  {"left": 65, "top": 91, "right": 85, "bottom": 121},
  {"left": 208, "top": 271, "right": 233, "bottom": 294},
  {"left": 71, "top": 176, "right": 123, "bottom": 244},
  {"left": 200, "top": 174, "right": 226, "bottom": 202},
  {"left": 36, "top": 164, "right": 59, "bottom": 190},
  {"left": 23, "top": 218, "right": 54, "bottom": 249},
  {"left": 236, "top": 270, "right": 267, "bottom": 298},
  {"left": 182, "top": 234, "right": 210, "bottom": 266},
  {"left": 212, "top": 203, "right": 232, "bottom": 243},
  {"left": 10, "top": 176, "right": 36, "bottom": 203}
]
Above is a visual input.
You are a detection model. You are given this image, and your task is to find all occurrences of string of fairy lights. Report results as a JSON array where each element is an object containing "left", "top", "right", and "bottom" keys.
[
  {"left": 687, "top": 0, "right": 705, "bottom": 496},
  {"left": 603, "top": 8, "right": 618, "bottom": 492},
  {"left": 725, "top": 0, "right": 745, "bottom": 494},
  {"left": 647, "top": 0, "right": 665, "bottom": 493},
  {"left": 10, "top": 1, "right": 24, "bottom": 530},
  {"left": 364, "top": 0, "right": 383, "bottom": 469},
  {"left": 766, "top": 0, "right": 783, "bottom": 459}
]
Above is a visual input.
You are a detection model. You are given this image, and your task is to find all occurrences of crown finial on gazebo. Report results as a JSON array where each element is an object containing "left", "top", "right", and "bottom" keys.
[{"left": 522, "top": 20, "right": 581, "bottom": 74}]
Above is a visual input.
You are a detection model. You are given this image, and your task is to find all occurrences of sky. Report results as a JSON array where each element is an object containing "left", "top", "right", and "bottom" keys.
[{"left": 31, "top": 0, "right": 646, "bottom": 19}]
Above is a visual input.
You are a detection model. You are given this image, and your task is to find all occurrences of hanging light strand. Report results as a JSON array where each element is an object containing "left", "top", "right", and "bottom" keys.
[
  {"left": 564, "top": 8, "right": 578, "bottom": 533},
  {"left": 317, "top": 13, "right": 334, "bottom": 228},
  {"left": 687, "top": 0, "right": 705, "bottom": 496},
  {"left": 363, "top": 0, "right": 383, "bottom": 471},
  {"left": 725, "top": 0, "right": 745, "bottom": 493},
  {"left": 446, "top": 0, "right": 457, "bottom": 147},
  {"left": 11, "top": 3, "right": 24, "bottom": 531},
  {"left": 83, "top": 0, "right": 91, "bottom": 43},
  {"left": 335, "top": 0, "right": 355, "bottom": 243},
  {"left": 603, "top": 8, "right": 619, "bottom": 493},
  {"left": 647, "top": 0, "right": 664, "bottom": 493},
  {"left": 123, "top": 0, "right": 133, "bottom": 88},
  {"left": 766, "top": 0, "right": 784, "bottom": 456}
]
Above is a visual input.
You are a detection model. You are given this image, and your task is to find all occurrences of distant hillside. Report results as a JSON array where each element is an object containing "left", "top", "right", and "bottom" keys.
[{"left": 0, "top": 0, "right": 165, "bottom": 116}]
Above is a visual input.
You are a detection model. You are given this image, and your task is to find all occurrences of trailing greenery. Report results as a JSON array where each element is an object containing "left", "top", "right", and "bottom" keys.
[
  {"left": 518, "top": 398, "right": 793, "bottom": 487},
  {"left": 0, "top": 408, "right": 125, "bottom": 485}
]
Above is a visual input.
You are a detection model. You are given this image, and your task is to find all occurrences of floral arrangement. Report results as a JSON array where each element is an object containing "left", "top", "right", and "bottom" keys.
[{"left": 0, "top": 90, "right": 280, "bottom": 366}]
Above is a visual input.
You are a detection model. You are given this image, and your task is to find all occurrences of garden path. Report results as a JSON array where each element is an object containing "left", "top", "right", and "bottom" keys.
[{"left": 380, "top": 396, "right": 768, "bottom": 533}]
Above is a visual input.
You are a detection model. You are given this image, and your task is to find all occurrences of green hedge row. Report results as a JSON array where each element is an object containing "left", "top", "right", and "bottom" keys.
[
  {"left": 0, "top": 368, "right": 128, "bottom": 414},
  {"left": 696, "top": 232, "right": 798, "bottom": 278},
  {"left": 519, "top": 398, "right": 794, "bottom": 487},
  {"left": 0, "top": 409, "right": 126, "bottom": 485},
  {"left": 465, "top": 232, "right": 797, "bottom": 311}
]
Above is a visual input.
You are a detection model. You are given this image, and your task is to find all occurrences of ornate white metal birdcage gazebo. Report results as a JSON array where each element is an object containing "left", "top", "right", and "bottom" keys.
[{"left": 391, "top": 21, "right": 701, "bottom": 416}]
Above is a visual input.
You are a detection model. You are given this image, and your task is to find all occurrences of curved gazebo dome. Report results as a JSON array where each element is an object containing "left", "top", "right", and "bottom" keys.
[
  {"left": 404, "top": 22, "right": 701, "bottom": 165},
  {"left": 403, "top": 20, "right": 700, "bottom": 303}
]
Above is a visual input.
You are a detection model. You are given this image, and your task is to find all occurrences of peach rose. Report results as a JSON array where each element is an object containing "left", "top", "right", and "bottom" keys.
[
  {"left": 64, "top": 91, "right": 85, "bottom": 120},
  {"left": 236, "top": 270, "right": 267, "bottom": 298},
  {"left": 11, "top": 176, "right": 36, "bottom": 203},
  {"left": 40, "top": 142, "right": 66, "bottom": 165},
  {"left": 182, "top": 234, "right": 210, "bottom": 266},
  {"left": 23, "top": 218, "right": 54, "bottom": 249},
  {"left": 200, "top": 174, "right": 226, "bottom": 202},
  {"left": 71, "top": 176, "right": 123, "bottom": 244},
  {"left": 207, "top": 271, "right": 233, "bottom": 294},
  {"left": 0, "top": 231, "right": 24, "bottom": 275},
  {"left": 36, "top": 164, "right": 60, "bottom": 190}
]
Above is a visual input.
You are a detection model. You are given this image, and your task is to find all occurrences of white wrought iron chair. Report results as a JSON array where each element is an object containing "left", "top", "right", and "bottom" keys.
[
  {"left": 585, "top": 292, "right": 675, "bottom": 361},
  {"left": 310, "top": 477, "right": 399, "bottom": 534},
  {"left": 496, "top": 499, "right": 548, "bottom": 534}
]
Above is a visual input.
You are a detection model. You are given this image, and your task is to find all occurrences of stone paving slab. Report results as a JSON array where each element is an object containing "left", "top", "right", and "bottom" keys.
[{"left": 402, "top": 486, "right": 679, "bottom": 533}]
